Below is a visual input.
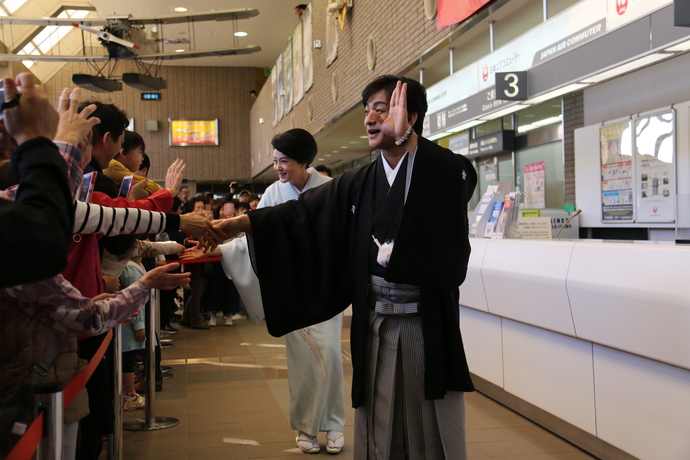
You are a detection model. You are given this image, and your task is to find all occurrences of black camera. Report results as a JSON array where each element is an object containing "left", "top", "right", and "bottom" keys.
[{"left": 0, "top": 87, "right": 22, "bottom": 119}]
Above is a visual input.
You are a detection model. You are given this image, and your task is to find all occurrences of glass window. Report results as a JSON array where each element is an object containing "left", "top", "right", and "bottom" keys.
[
  {"left": 474, "top": 118, "right": 503, "bottom": 138},
  {"left": 515, "top": 100, "right": 562, "bottom": 134},
  {"left": 2, "top": 0, "right": 27, "bottom": 14},
  {"left": 16, "top": 9, "right": 92, "bottom": 63},
  {"left": 497, "top": 153, "right": 514, "bottom": 187},
  {"left": 516, "top": 142, "right": 564, "bottom": 209}
]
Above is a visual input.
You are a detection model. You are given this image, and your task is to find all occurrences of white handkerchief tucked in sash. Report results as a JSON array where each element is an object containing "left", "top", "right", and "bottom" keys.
[{"left": 219, "top": 236, "right": 264, "bottom": 324}]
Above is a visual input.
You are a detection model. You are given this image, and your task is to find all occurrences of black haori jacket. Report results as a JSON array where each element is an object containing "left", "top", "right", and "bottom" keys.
[{"left": 248, "top": 137, "right": 478, "bottom": 407}]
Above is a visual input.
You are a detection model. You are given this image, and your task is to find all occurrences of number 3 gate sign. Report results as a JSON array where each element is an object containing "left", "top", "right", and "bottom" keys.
[{"left": 495, "top": 71, "right": 529, "bottom": 101}]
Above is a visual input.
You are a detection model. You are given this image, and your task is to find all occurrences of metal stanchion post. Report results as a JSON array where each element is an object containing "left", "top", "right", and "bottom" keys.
[
  {"left": 158, "top": 290, "right": 174, "bottom": 348},
  {"left": 109, "top": 325, "right": 123, "bottom": 460},
  {"left": 34, "top": 384, "right": 63, "bottom": 460},
  {"left": 123, "top": 288, "right": 179, "bottom": 431}
]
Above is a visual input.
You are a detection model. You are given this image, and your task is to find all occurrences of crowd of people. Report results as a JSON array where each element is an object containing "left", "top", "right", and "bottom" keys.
[
  {"left": 0, "top": 73, "right": 222, "bottom": 459},
  {"left": 0, "top": 71, "right": 477, "bottom": 459}
]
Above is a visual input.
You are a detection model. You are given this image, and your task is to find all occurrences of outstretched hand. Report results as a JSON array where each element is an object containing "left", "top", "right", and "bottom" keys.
[
  {"left": 179, "top": 212, "right": 225, "bottom": 251},
  {"left": 165, "top": 158, "right": 186, "bottom": 196},
  {"left": 140, "top": 262, "right": 191, "bottom": 290},
  {"left": 212, "top": 214, "right": 251, "bottom": 240},
  {"left": 180, "top": 243, "right": 206, "bottom": 260}
]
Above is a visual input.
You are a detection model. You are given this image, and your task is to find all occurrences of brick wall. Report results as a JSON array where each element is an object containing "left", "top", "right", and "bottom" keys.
[
  {"left": 250, "top": 0, "right": 454, "bottom": 176},
  {"left": 44, "top": 63, "right": 256, "bottom": 182}
]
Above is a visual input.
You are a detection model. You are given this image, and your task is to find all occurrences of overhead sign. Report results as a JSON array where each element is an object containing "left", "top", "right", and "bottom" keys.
[
  {"left": 428, "top": 86, "right": 515, "bottom": 134},
  {"left": 425, "top": 0, "right": 675, "bottom": 136},
  {"left": 467, "top": 130, "right": 515, "bottom": 157},
  {"left": 495, "top": 71, "right": 528, "bottom": 100}
]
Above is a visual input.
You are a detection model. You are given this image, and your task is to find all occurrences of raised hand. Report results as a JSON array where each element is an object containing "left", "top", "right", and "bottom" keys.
[
  {"left": 379, "top": 81, "right": 409, "bottom": 140},
  {"left": 2, "top": 73, "right": 59, "bottom": 145},
  {"left": 165, "top": 158, "right": 186, "bottom": 197},
  {"left": 54, "top": 87, "right": 100, "bottom": 146}
]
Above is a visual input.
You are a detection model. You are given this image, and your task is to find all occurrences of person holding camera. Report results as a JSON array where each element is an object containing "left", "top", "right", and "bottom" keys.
[{"left": 0, "top": 73, "right": 80, "bottom": 287}]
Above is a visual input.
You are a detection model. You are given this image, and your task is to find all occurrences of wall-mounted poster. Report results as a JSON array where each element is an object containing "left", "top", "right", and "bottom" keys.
[
  {"left": 271, "top": 64, "right": 278, "bottom": 126},
  {"left": 169, "top": 119, "right": 219, "bottom": 146},
  {"left": 634, "top": 110, "right": 675, "bottom": 223},
  {"left": 302, "top": 3, "right": 314, "bottom": 92},
  {"left": 292, "top": 21, "right": 304, "bottom": 105},
  {"left": 283, "top": 37, "right": 294, "bottom": 116},
  {"left": 600, "top": 121, "right": 634, "bottom": 221},
  {"left": 275, "top": 54, "right": 284, "bottom": 122},
  {"left": 524, "top": 161, "right": 546, "bottom": 209},
  {"left": 325, "top": 9, "right": 338, "bottom": 67}
]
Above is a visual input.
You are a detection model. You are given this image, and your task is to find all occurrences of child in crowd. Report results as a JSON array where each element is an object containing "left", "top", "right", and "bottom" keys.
[{"left": 119, "top": 259, "right": 148, "bottom": 410}]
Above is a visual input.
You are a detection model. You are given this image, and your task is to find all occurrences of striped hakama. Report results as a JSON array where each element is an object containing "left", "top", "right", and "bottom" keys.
[{"left": 354, "top": 276, "right": 467, "bottom": 459}]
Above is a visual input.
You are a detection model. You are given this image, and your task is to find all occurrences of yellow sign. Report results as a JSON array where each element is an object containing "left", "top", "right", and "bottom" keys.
[{"left": 169, "top": 119, "right": 218, "bottom": 146}]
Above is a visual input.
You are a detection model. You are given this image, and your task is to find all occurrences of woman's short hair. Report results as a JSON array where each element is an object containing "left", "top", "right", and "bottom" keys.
[{"left": 270, "top": 128, "right": 318, "bottom": 166}]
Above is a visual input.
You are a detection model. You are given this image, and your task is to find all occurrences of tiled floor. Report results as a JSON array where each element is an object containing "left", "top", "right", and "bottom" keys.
[{"left": 119, "top": 316, "right": 596, "bottom": 459}]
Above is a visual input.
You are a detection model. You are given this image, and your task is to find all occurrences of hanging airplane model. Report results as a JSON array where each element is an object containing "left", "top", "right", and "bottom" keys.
[{"left": 0, "top": 8, "right": 261, "bottom": 91}]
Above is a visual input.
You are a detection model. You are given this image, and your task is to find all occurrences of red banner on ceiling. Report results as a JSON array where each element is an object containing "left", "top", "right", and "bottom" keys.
[{"left": 437, "top": 0, "right": 492, "bottom": 29}]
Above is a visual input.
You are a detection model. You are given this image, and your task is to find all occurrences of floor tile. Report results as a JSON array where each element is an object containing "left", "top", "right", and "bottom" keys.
[{"left": 111, "top": 314, "right": 598, "bottom": 460}]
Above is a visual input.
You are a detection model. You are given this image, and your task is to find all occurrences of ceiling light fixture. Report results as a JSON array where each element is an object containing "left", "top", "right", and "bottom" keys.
[
  {"left": 427, "top": 132, "right": 448, "bottom": 141},
  {"left": 664, "top": 39, "right": 690, "bottom": 52},
  {"left": 173, "top": 7, "right": 189, "bottom": 12},
  {"left": 234, "top": 31, "right": 248, "bottom": 37},
  {"left": 523, "top": 83, "right": 589, "bottom": 106},
  {"left": 175, "top": 49, "right": 185, "bottom": 53},
  {"left": 447, "top": 119, "right": 485, "bottom": 133},
  {"left": 517, "top": 115, "right": 563, "bottom": 134}
]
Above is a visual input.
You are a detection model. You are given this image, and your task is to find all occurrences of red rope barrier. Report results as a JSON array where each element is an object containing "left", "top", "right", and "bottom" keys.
[
  {"left": 6, "top": 329, "right": 114, "bottom": 460},
  {"left": 63, "top": 329, "right": 113, "bottom": 407},
  {"left": 173, "top": 257, "right": 220, "bottom": 264},
  {"left": 5, "top": 412, "right": 44, "bottom": 460}
]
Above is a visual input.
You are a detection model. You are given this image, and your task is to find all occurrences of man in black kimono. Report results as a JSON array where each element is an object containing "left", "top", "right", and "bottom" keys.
[{"left": 215, "top": 75, "right": 477, "bottom": 459}]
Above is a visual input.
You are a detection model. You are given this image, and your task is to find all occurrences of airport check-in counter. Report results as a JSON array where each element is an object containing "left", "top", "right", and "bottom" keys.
[{"left": 459, "top": 238, "right": 690, "bottom": 460}]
